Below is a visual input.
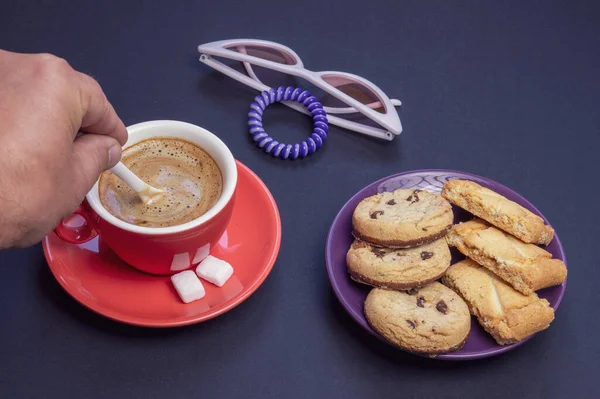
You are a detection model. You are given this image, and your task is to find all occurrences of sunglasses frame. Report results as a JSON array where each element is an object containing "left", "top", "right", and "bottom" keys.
[{"left": 197, "top": 39, "right": 403, "bottom": 141}]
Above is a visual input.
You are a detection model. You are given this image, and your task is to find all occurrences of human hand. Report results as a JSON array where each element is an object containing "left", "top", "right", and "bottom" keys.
[{"left": 0, "top": 49, "right": 128, "bottom": 249}]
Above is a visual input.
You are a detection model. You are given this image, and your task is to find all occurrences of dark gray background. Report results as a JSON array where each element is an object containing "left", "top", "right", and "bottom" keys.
[{"left": 1, "top": 0, "right": 598, "bottom": 398}]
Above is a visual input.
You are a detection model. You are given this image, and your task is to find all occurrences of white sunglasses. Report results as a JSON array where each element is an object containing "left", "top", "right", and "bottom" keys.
[{"left": 197, "top": 39, "right": 403, "bottom": 141}]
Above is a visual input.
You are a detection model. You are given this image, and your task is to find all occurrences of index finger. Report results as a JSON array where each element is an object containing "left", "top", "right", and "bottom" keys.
[{"left": 76, "top": 72, "right": 128, "bottom": 146}]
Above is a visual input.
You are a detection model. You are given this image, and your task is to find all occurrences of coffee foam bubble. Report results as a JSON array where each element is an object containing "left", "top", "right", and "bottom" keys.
[{"left": 99, "top": 138, "right": 223, "bottom": 228}]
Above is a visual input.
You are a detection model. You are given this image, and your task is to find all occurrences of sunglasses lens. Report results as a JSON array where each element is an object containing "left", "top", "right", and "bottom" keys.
[
  {"left": 319, "top": 75, "right": 386, "bottom": 114},
  {"left": 226, "top": 44, "right": 298, "bottom": 65},
  {"left": 226, "top": 44, "right": 299, "bottom": 88}
]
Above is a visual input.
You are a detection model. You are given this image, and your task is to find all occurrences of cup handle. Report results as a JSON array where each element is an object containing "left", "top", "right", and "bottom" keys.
[{"left": 54, "top": 203, "right": 98, "bottom": 244}]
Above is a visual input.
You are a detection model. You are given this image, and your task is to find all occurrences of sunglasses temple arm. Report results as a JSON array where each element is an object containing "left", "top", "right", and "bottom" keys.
[
  {"left": 200, "top": 54, "right": 273, "bottom": 92},
  {"left": 199, "top": 55, "right": 394, "bottom": 141},
  {"left": 282, "top": 102, "right": 394, "bottom": 141},
  {"left": 324, "top": 99, "right": 402, "bottom": 115}
]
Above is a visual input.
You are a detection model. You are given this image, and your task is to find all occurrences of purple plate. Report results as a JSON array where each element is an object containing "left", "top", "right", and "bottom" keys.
[{"left": 325, "top": 169, "right": 567, "bottom": 360}]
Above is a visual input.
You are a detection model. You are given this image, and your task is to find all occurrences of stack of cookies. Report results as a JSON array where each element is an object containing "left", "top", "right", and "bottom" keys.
[
  {"left": 348, "top": 188, "right": 470, "bottom": 355},
  {"left": 347, "top": 182, "right": 567, "bottom": 355},
  {"left": 441, "top": 180, "right": 566, "bottom": 345}
]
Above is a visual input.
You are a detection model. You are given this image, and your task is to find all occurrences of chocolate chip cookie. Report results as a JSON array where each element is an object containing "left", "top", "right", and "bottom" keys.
[
  {"left": 352, "top": 189, "right": 454, "bottom": 248},
  {"left": 364, "top": 283, "right": 471, "bottom": 354},
  {"left": 346, "top": 238, "right": 451, "bottom": 290}
]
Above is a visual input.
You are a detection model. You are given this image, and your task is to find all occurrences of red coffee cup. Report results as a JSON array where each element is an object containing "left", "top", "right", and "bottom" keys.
[{"left": 54, "top": 120, "right": 238, "bottom": 275}]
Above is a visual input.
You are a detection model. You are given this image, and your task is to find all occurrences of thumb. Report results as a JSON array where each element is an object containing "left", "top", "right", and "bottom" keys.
[{"left": 71, "top": 133, "right": 122, "bottom": 192}]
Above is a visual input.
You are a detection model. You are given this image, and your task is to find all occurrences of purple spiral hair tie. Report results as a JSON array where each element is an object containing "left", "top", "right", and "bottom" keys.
[{"left": 248, "top": 86, "right": 328, "bottom": 160}]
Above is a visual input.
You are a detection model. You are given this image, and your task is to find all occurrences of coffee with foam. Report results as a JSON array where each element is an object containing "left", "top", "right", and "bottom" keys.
[{"left": 98, "top": 138, "right": 223, "bottom": 228}]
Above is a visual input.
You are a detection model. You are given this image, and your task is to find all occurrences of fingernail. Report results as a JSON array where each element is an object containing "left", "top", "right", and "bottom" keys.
[{"left": 108, "top": 145, "right": 122, "bottom": 167}]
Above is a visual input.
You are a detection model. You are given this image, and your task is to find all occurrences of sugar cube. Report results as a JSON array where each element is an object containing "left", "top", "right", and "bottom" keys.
[
  {"left": 196, "top": 255, "right": 234, "bottom": 287},
  {"left": 171, "top": 270, "right": 205, "bottom": 303}
]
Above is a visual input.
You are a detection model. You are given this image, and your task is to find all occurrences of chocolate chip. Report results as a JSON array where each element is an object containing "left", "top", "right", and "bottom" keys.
[
  {"left": 420, "top": 251, "right": 434, "bottom": 260},
  {"left": 432, "top": 327, "right": 437, "bottom": 333},
  {"left": 406, "top": 288, "right": 418, "bottom": 295},
  {"left": 372, "top": 248, "right": 386, "bottom": 258},
  {"left": 414, "top": 189, "right": 423, "bottom": 193},
  {"left": 436, "top": 300, "right": 448, "bottom": 314},
  {"left": 406, "top": 320, "right": 416, "bottom": 329},
  {"left": 406, "top": 195, "right": 420, "bottom": 204},
  {"left": 422, "top": 227, "right": 428, "bottom": 231},
  {"left": 370, "top": 210, "right": 384, "bottom": 219},
  {"left": 387, "top": 199, "right": 396, "bottom": 205},
  {"left": 417, "top": 297, "right": 425, "bottom": 307}
]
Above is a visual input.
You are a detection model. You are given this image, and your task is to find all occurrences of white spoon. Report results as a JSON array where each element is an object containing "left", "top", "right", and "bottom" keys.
[{"left": 109, "top": 162, "right": 164, "bottom": 205}]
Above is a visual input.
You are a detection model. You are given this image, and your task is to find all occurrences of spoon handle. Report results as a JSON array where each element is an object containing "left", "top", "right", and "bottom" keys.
[{"left": 109, "top": 162, "right": 147, "bottom": 193}]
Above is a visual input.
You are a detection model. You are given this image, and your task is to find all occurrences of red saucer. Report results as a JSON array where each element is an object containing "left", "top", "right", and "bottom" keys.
[{"left": 43, "top": 161, "right": 281, "bottom": 327}]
